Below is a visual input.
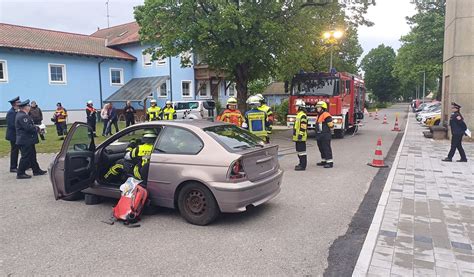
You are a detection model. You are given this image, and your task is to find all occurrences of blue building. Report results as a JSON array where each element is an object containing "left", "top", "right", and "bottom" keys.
[{"left": 0, "top": 22, "right": 236, "bottom": 122}]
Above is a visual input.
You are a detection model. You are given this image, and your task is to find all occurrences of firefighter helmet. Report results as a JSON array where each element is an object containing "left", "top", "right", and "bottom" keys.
[
  {"left": 255, "top": 93, "right": 264, "bottom": 101},
  {"left": 165, "top": 100, "right": 172, "bottom": 105},
  {"left": 316, "top": 101, "right": 328, "bottom": 110},
  {"left": 227, "top": 97, "right": 238, "bottom": 105},
  {"left": 247, "top": 96, "right": 261, "bottom": 106},
  {"left": 295, "top": 99, "right": 306, "bottom": 108},
  {"left": 87, "top": 100, "right": 93, "bottom": 105},
  {"left": 143, "top": 129, "right": 158, "bottom": 138}
]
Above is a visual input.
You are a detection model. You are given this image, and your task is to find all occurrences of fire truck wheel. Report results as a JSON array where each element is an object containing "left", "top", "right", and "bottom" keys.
[{"left": 334, "top": 129, "right": 345, "bottom": 139}]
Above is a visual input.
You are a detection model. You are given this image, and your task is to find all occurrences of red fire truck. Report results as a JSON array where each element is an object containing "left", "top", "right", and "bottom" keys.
[{"left": 286, "top": 71, "right": 366, "bottom": 138}]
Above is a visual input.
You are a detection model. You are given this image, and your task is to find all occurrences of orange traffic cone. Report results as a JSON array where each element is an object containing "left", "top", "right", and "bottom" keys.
[
  {"left": 392, "top": 115, "right": 401, "bottom": 131},
  {"left": 367, "top": 137, "right": 388, "bottom": 168},
  {"left": 374, "top": 111, "right": 379, "bottom": 120},
  {"left": 382, "top": 114, "right": 388, "bottom": 124}
]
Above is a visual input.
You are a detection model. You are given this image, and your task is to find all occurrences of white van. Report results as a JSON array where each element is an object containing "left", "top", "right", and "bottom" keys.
[{"left": 174, "top": 100, "right": 217, "bottom": 120}]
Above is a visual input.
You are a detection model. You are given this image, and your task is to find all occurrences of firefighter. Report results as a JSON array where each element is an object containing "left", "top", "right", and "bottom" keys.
[
  {"left": 146, "top": 99, "right": 161, "bottom": 121},
  {"left": 85, "top": 100, "right": 97, "bottom": 137},
  {"left": 256, "top": 93, "right": 273, "bottom": 143},
  {"left": 104, "top": 129, "right": 157, "bottom": 183},
  {"left": 162, "top": 100, "right": 176, "bottom": 120},
  {"left": 217, "top": 97, "right": 245, "bottom": 127},
  {"left": 53, "top": 102, "right": 68, "bottom": 140},
  {"left": 315, "top": 101, "right": 334, "bottom": 168},
  {"left": 244, "top": 96, "right": 269, "bottom": 141},
  {"left": 442, "top": 102, "right": 468, "bottom": 162},
  {"left": 293, "top": 99, "right": 308, "bottom": 171}
]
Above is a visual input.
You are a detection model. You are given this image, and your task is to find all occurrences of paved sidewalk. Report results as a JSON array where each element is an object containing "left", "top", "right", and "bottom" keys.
[{"left": 354, "top": 112, "right": 474, "bottom": 276}]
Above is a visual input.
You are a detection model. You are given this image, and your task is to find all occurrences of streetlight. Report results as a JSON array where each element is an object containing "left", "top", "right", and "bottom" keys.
[{"left": 322, "top": 30, "right": 344, "bottom": 72}]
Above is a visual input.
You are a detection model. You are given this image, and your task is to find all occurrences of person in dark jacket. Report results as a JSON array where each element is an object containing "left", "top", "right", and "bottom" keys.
[
  {"left": 442, "top": 102, "right": 468, "bottom": 162},
  {"left": 315, "top": 101, "right": 334, "bottom": 168},
  {"left": 124, "top": 101, "right": 136, "bottom": 127},
  {"left": 15, "top": 99, "right": 47, "bottom": 179},
  {"left": 5, "top": 96, "right": 21, "bottom": 173},
  {"left": 86, "top": 100, "right": 97, "bottom": 137},
  {"left": 106, "top": 103, "right": 119, "bottom": 135},
  {"left": 29, "top": 101, "right": 45, "bottom": 140}
]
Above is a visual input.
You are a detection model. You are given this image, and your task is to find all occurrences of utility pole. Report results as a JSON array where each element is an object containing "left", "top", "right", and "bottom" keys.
[
  {"left": 422, "top": 71, "right": 426, "bottom": 104},
  {"left": 106, "top": 1, "right": 110, "bottom": 28}
]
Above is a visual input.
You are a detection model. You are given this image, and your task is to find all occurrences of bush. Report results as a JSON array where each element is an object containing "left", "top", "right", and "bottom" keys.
[{"left": 275, "top": 99, "right": 289, "bottom": 124}]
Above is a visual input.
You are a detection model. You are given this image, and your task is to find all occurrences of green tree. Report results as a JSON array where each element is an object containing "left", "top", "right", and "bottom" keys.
[
  {"left": 392, "top": 2, "right": 445, "bottom": 100},
  {"left": 361, "top": 44, "right": 399, "bottom": 102},
  {"left": 135, "top": 0, "right": 370, "bottom": 110}
]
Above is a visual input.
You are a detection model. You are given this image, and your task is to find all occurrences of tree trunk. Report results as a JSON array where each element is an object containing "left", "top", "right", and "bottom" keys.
[{"left": 234, "top": 63, "right": 250, "bottom": 114}]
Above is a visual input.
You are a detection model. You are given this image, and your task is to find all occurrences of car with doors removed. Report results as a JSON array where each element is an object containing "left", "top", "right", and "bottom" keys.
[{"left": 49, "top": 120, "right": 283, "bottom": 225}]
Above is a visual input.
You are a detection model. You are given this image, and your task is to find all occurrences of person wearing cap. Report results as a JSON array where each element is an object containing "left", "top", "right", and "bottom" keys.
[
  {"left": 293, "top": 99, "right": 308, "bottom": 171},
  {"left": 256, "top": 93, "right": 273, "bottom": 143},
  {"left": 315, "top": 101, "right": 334, "bottom": 168},
  {"left": 15, "top": 99, "right": 47, "bottom": 179},
  {"left": 162, "top": 100, "right": 176, "bottom": 120},
  {"left": 146, "top": 99, "right": 161, "bottom": 121},
  {"left": 85, "top": 100, "right": 97, "bottom": 137},
  {"left": 217, "top": 97, "right": 244, "bottom": 127},
  {"left": 244, "top": 95, "right": 269, "bottom": 141},
  {"left": 52, "top": 102, "right": 68, "bottom": 140},
  {"left": 123, "top": 101, "right": 136, "bottom": 127},
  {"left": 29, "top": 101, "right": 45, "bottom": 140},
  {"left": 442, "top": 102, "right": 468, "bottom": 162},
  {"left": 5, "top": 96, "right": 21, "bottom": 173}
]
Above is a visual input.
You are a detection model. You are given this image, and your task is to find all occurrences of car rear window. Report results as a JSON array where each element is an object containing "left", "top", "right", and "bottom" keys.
[
  {"left": 204, "top": 125, "right": 264, "bottom": 151},
  {"left": 176, "top": 102, "right": 199, "bottom": 110}
]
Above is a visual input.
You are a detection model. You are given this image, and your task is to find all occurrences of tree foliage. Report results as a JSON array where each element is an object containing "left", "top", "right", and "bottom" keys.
[
  {"left": 135, "top": 0, "right": 370, "bottom": 110},
  {"left": 392, "top": 2, "right": 445, "bottom": 100},
  {"left": 361, "top": 44, "right": 399, "bottom": 102}
]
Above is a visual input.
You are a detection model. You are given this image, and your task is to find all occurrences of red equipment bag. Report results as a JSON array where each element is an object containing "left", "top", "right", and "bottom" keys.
[{"left": 113, "top": 183, "right": 148, "bottom": 224}]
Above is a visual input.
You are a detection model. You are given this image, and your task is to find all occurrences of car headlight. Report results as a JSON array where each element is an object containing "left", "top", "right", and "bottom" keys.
[
  {"left": 287, "top": 117, "right": 295, "bottom": 122},
  {"left": 333, "top": 118, "right": 342, "bottom": 124}
]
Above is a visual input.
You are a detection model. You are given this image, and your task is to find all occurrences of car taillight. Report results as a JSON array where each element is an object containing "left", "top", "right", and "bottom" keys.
[{"left": 229, "top": 159, "right": 246, "bottom": 180}]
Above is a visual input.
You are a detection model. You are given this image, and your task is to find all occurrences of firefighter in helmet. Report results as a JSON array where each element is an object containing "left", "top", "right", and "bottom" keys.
[
  {"left": 217, "top": 97, "right": 245, "bottom": 127},
  {"left": 104, "top": 129, "right": 157, "bottom": 183},
  {"left": 256, "top": 93, "right": 273, "bottom": 143},
  {"left": 293, "top": 99, "right": 308, "bottom": 171},
  {"left": 162, "top": 100, "right": 176, "bottom": 120},
  {"left": 244, "top": 95, "right": 269, "bottom": 142},
  {"left": 146, "top": 99, "right": 161, "bottom": 121},
  {"left": 85, "top": 100, "right": 97, "bottom": 137},
  {"left": 315, "top": 101, "right": 334, "bottom": 168}
]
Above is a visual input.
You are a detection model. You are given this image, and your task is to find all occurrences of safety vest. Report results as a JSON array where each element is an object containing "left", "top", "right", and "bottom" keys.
[
  {"left": 55, "top": 108, "right": 67, "bottom": 123},
  {"left": 245, "top": 109, "right": 267, "bottom": 139},
  {"left": 218, "top": 109, "right": 245, "bottom": 126},
  {"left": 162, "top": 107, "right": 176, "bottom": 120},
  {"left": 293, "top": 110, "right": 308, "bottom": 142},
  {"left": 258, "top": 104, "right": 273, "bottom": 133},
  {"left": 316, "top": 111, "right": 333, "bottom": 134},
  {"left": 147, "top": 106, "right": 161, "bottom": 121},
  {"left": 131, "top": 143, "right": 154, "bottom": 166}
]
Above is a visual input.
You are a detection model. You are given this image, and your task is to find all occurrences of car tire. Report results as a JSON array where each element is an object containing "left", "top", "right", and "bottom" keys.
[
  {"left": 62, "top": 192, "right": 84, "bottom": 201},
  {"left": 177, "top": 182, "right": 220, "bottom": 226},
  {"left": 84, "top": 193, "right": 102, "bottom": 205},
  {"left": 334, "top": 129, "right": 345, "bottom": 139}
]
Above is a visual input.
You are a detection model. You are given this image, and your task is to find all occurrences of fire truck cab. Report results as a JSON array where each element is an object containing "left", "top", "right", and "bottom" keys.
[{"left": 286, "top": 71, "right": 366, "bottom": 138}]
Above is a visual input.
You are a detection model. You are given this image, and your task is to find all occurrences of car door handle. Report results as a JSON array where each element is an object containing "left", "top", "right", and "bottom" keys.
[{"left": 256, "top": 156, "right": 273, "bottom": 164}]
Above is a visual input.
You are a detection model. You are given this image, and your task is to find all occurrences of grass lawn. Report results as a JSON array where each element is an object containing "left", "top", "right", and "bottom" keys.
[{"left": 0, "top": 121, "right": 127, "bottom": 157}]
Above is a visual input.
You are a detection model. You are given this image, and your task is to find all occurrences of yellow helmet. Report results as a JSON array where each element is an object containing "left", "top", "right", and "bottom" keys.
[
  {"left": 227, "top": 97, "right": 237, "bottom": 105},
  {"left": 316, "top": 101, "right": 328, "bottom": 110}
]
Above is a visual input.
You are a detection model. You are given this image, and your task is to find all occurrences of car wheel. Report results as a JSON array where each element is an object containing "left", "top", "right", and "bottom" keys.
[
  {"left": 84, "top": 193, "right": 102, "bottom": 205},
  {"left": 177, "top": 182, "right": 220, "bottom": 226},
  {"left": 62, "top": 192, "right": 84, "bottom": 201}
]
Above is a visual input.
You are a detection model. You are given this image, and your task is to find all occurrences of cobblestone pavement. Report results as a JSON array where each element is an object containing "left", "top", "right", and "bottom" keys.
[{"left": 355, "top": 112, "right": 474, "bottom": 276}]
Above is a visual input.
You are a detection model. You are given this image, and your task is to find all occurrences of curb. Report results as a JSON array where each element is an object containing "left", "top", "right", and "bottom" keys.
[{"left": 352, "top": 111, "right": 411, "bottom": 276}]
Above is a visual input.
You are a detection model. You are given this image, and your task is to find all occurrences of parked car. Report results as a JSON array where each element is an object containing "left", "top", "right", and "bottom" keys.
[
  {"left": 174, "top": 100, "right": 217, "bottom": 120},
  {"left": 424, "top": 114, "right": 441, "bottom": 127},
  {"left": 49, "top": 120, "right": 283, "bottom": 225},
  {"left": 416, "top": 103, "right": 441, "bottom": 122}
]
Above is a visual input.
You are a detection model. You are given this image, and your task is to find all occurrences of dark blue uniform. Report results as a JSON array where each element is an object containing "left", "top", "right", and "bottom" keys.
[
  {"left": 15, "top": 110, "right": 42, "bottom": 176},
  {"left": 5, "top": 107, "right": 20, "bottom": 171},
  {"left": 447, "top": 111, "right": 467, "bottom": 161}
]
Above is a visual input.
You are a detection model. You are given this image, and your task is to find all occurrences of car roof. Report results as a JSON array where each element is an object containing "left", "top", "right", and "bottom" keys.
[{"left": 132, "top": 119, "right": 226, "bottom": 130}]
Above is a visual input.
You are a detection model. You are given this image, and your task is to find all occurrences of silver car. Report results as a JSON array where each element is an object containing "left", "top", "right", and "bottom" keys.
[{"left": 50, "top": 120, "right": 283, "bottom": 225}]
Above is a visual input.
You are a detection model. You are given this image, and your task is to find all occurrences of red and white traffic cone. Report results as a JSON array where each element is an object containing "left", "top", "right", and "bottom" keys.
[
  {"left": 382, "top": 114, "right": 388, "bottom": 124},
  {"left": 374, "top": 111, "right": 379, "bottom": 120},
  {"left": 392, "top": 115, "right": 401, "bottom": 131},
  {"left": 367, "top": 137, "right": 388, "bottom": 168}
]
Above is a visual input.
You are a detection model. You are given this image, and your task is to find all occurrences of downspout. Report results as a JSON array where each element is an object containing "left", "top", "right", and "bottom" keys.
[
  {"left": 169, "top": 56, "right": 173, "bottom": 101},
  {"left": 98, "top": 58, "right": 105, "bottom": 108}
]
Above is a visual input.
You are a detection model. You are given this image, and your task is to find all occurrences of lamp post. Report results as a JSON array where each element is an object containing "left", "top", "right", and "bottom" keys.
[{"left": 323, "top": 30, "right": 343, "bottom": 72}]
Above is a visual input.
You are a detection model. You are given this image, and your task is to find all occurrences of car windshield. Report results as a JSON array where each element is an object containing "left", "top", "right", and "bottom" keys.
[
  {"left": 176, "top": 102, "right": 199, "bottom": 110},
  {"left": 292, "top": 78, "right": 338, "bottom": 96},
  {"left": 204, "top": 125, "right": 264, "bottom": 151}
]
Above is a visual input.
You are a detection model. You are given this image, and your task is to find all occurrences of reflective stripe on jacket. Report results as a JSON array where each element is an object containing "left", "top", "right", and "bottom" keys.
[
  {"left": 245, "top": 109, "right": 268, "bottom": 138},
  {"left": 147, "top": 106, "right": 161, "bottom": 121},
  {"left": 162, "top": 107, "right": 176, "bottom": 120},
  {"left": 218, "top": 109, "right": 245, "bottom": 126},
  {"left": 316, "top": 111, "right": 333, "bottom": 134},
  {"left": 293, "top": 110, "right": 308, "bottom": 142},
  {"left": 258, "top": 104, "right": 273, "bottom": 133},
  {"left": 55, "top": 108, "right": 68, "bottom": 123}
]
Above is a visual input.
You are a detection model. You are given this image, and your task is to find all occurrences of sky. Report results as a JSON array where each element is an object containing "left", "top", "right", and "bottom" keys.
[{"left": 0, "top": 0, "right": 417, "bottom": 59}]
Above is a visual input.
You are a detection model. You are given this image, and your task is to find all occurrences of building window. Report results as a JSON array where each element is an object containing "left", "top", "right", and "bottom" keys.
[
  {"left": 110, "top": 68, "right": 124, "bottom": 85},
  {"left": 181, "top": 81, "right": 192, "bottom": 97},
  {"left": 198, "top": 81, "right": 210, "bottom": 98},
  {"left": 0, "top": 60, "right": 8, "bottom": 82},
  {"left": 142, "top": 53, "right": 152, "bottom": 67},
  {"left": 48, "top": 64, "right": 66, "bottom": 84},
  {"left": 180, "top": 51, "right": 192, "bottom": 68},
  {"left": 159, "top": 82, "right": 167, "bottom": 98},
  {"left": 228, "top": 83, "right": 236, "bottom": 97},
  {"left": 157, "top": 56, "right": 167, "bottom": 66}
]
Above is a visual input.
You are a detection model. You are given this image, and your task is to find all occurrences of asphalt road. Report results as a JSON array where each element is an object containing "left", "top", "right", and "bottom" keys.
[{"left": 0, "top": 104, "right": 408, "bottom": 275}]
